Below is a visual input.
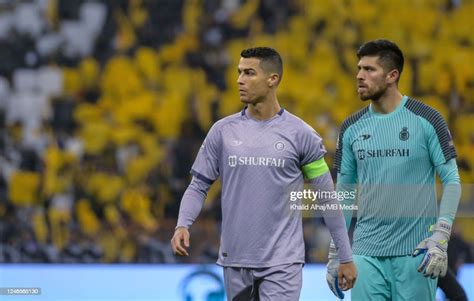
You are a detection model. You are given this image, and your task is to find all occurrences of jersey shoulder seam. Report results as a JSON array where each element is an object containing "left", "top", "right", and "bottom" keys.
[
  {"left": 340, "top": 106, "right": 370, "bottom": 135},
  {"left": 404, "top": 97, "right": 457, "bottom": 162}
]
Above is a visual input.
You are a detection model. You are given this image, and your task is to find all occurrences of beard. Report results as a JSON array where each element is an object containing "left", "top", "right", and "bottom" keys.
[{"left": 359, "top": 84, "right": 387, "bottom": 101}]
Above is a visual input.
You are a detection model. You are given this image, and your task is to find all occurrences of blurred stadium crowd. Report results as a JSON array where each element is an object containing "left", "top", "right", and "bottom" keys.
[{"left": 0, "top": 0, "right": 472, "bottom": 264}]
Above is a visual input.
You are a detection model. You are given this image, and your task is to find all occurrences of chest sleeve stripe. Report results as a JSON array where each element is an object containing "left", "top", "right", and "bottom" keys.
[{"left": 302, "top": 158, "right": 329, "bottom": 180}]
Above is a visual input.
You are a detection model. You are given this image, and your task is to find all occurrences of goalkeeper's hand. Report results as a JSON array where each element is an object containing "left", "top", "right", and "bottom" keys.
[
  {"left": 412, "top": 220, "right": 451, "bottom": 278},
  {"left": 327, "top": 257, "right": 344, "bottom": 299},
  {"left": 326, "top": 240, "right": 357, "bottom": 299}
]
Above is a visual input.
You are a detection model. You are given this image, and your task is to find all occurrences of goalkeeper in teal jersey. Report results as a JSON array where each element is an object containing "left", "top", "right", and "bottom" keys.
[{"left": 326, "top": 39, "right": 461, "bottom": 301}]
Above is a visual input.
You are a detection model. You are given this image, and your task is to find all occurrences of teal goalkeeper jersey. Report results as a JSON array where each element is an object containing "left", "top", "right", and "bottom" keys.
[{"left": 335, "top": 96, "right": 457, "bottom": 256}]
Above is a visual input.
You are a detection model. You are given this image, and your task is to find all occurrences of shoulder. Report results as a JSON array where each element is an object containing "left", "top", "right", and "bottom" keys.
[
  {"left": 405, "top": 97, "right": 456, "bottom": 160},
  {"left": 404, "top": 97, "right": 447, "bottom": 126},
  {"left": 282, "top": 110, "right": 320, "bottom": 135},
  {"left": 340, "top": 106, "right": 370, "bottom": 135},
  {"left": 203, "top": 112, "right": 241, "bottom": 145},
  {"left": 210, "top": 111, "right": 242, "bottom": 132}
]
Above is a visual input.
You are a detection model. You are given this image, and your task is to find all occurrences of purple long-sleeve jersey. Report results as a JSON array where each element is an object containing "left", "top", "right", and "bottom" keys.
[{"left": 177, "top": 108, "right": 352, "bottom": 267}]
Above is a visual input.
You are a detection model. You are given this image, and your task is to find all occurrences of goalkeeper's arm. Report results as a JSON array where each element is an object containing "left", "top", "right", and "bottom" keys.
[
  {"left": 413, "top": 159, "right": 461, "bottom": 278},
  {"left": 436, "top": 159, "right": 461, "bottom": 225}
]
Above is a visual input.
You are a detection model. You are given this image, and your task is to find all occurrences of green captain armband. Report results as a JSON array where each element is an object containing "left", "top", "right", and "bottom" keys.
[{"left": 302, "top": 158, "right": 329, "bottom": 180}]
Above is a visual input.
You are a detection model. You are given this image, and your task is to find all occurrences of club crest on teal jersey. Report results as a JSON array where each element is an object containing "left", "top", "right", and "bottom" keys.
[{"left": 399, "top": 127, "right": 409, "bottom": 141}]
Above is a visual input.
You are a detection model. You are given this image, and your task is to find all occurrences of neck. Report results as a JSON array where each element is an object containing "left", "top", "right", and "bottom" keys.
[
  {"left": 371, "top": 88, "right": 404, "bottom": 114},
  {"left": 246, "top": 95, "right": 281, "bottom": 121}
]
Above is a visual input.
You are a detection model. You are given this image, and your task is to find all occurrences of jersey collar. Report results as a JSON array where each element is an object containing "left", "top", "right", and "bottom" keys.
[
  {"left": 369, "top": 95, "right": 408, "bottom": 118},
  {"left": 241, "top": 106, "right": 285, "bottom": 118}
]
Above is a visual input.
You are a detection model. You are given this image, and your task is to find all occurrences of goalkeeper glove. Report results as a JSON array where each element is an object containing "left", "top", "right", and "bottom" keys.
[
  {"left": 412, "top": 220, "right": 451, "bottom": 278},
  {"left": 326, "top": 240, "right": 344, "bottom": 299}
]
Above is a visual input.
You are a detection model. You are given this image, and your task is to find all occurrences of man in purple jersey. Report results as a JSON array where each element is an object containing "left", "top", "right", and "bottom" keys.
[{"left": 171, "top": 47, "right": 357, "bottom": 300}]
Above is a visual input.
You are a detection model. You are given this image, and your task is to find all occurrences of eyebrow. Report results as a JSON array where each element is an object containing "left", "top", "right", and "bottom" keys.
[
  {"left": 357, "top": 63, "right": 376, "bottom": 69},
  {"left": 237, "top": 67, "right": 256, "bottom": 73}
]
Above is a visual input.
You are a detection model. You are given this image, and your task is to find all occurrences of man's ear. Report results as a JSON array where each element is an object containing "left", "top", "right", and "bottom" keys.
[
  {"left": 386, "top": 69, "right": 399, "bottom": 84},
  {"left": 268, "top": 73, "right": 280, "bottom": 87}
]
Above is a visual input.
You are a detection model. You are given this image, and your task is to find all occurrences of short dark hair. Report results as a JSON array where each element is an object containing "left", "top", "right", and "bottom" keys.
[
  {"left": 357, "top": 39, "right": 404, "bottom": 77},
  {"left": 241, "top": 47, "right": 283, "bottom": 81}
]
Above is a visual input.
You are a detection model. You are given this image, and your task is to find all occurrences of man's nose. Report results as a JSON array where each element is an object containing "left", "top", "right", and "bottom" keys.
[{"left": 237, "top": 74, "right": 244, "bottom": 84}]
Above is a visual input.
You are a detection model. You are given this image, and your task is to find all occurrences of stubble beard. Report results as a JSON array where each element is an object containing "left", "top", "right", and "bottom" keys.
[{"left": 359, "top": 85, "right": 386, "bottom": 102}]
